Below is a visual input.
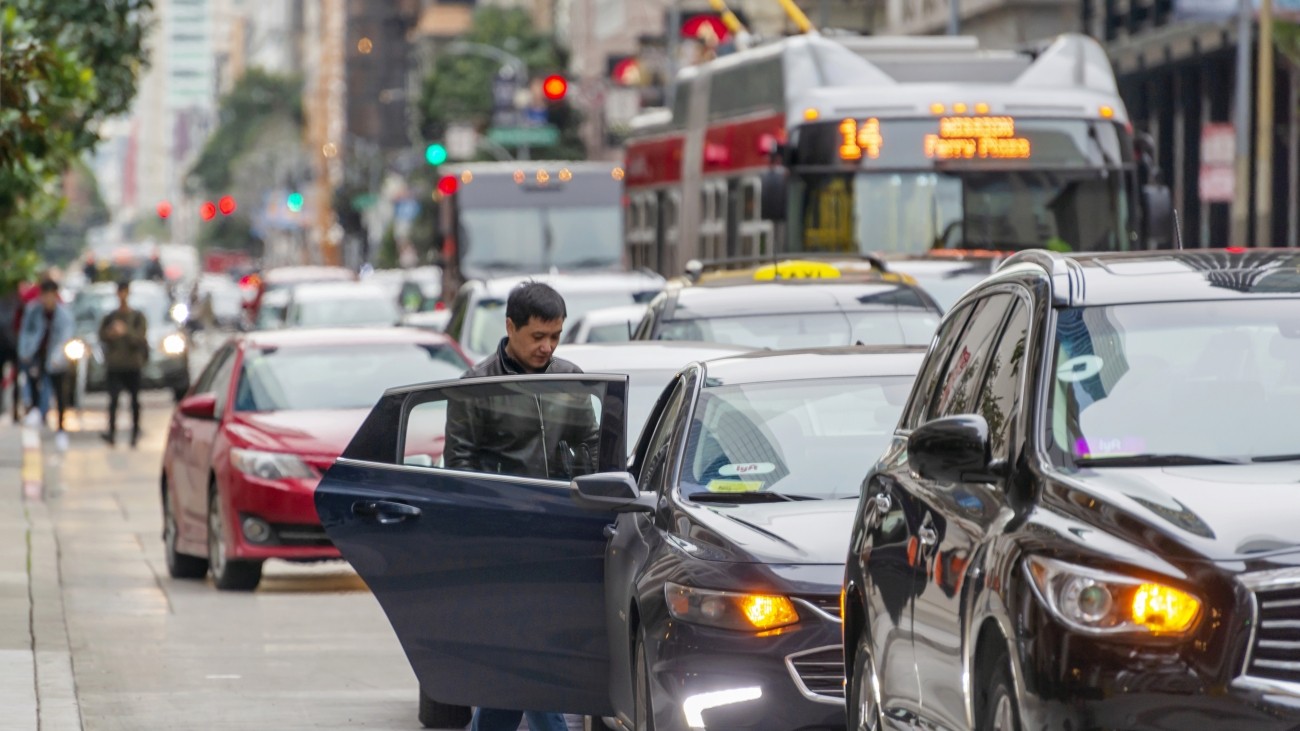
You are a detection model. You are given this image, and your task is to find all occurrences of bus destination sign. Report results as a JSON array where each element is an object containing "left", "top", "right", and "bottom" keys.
[{"left": 924, "top": 116, "right": 1031, "bottom": 160}]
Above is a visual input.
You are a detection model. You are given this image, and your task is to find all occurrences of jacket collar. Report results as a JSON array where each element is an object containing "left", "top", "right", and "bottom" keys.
[{"left": 496, "top": 337, "right": 551, "bottom": 375}]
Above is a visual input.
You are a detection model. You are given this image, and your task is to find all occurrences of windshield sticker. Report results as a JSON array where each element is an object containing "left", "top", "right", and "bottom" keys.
[
  {"left": 719, "top": 463, "right": 776, "bottom": 477},
  {"left": 706, "top": 480, "right": 765, "bottom": 494},
  {"left": 1075, "top": 437, "right": 1147, "bottom": 458},
  {"left": 1057, "top": 355, "right": 1104, "bottom": 383}
]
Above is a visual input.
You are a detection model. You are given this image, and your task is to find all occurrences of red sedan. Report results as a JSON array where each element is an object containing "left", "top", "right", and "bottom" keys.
[{"left": 162, "top": 327, "right": 469, "bottom": 590}]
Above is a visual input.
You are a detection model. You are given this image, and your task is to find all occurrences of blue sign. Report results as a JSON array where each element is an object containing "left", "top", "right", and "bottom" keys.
[
  {"left": 395, "top": 199, "right": 420, "bottom": 223},
  {"left": 524, "top": 107, "right": 549, "bottom": 127}
]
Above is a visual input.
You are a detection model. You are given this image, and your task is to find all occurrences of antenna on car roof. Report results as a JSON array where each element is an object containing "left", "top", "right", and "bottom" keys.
[{"left": 1173, "top": 209, "right": 1184, "bottom": 250}]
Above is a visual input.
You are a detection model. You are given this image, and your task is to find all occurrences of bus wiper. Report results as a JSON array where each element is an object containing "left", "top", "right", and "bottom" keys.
[
  {"left": 688, "top": 491, "right": 816, "bottom": 503},
  {"left": 470, "top": 260, "right": 530, "bottom": 272},
  {"left": 1074, "top": 453, "right": 1242, "bottom": 467},
  {"left": 558, "top": 257, "right": 619, "bottom": 269},
  {"left": 1251, "top": 454, "right": 1300, "bottom": 463}
]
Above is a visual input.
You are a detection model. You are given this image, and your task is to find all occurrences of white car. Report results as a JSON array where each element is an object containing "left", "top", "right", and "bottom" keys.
[
  {"left": 282, "top": 282, "right": 402, "bottom": 329},
  {"left": 561, "top": 304, "right": 649, "bottom": 344}
]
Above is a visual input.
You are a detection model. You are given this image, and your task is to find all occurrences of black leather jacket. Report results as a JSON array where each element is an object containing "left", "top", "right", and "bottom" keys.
[{"left": 444, "top": 338, "right": 600, "bottom": 480}]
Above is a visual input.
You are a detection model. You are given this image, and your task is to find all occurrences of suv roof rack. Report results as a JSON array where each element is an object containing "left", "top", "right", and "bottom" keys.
[{"left": 998, "top": 249, "right": 1086, "bottom": 306}]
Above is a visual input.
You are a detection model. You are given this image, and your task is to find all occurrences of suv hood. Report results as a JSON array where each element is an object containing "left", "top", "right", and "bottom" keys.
[
  {"left": 675, "top": 498, "right": 858, "bottom": 565},
  {"left": 1053, "top": 463, "right": 1300, "bottom": 561}
]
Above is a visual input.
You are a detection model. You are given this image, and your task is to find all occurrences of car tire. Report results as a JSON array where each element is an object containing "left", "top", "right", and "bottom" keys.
[
  {"left": 978, "top": 650, "right": 1022, "bottom": 731},
  {"left": 847, "top": 629, "right": 883, "bottom": 731},
  {"left": 417, "top": 685, "right": 471, "bottom": 729},
  {"left": 173, "top": 385, "right": 188, "bottom": 402},
  {"left": 163, "top": 481, "right": 208, "bottom": 579},
  {"left": 207, "top": 489, "right": 263, "bottom": 591},
  {"left": 633, "top": 632, "right": 655, "bottom": 731}
]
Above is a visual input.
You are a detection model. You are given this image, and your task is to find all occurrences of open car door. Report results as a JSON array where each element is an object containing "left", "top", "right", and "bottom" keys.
[{"left": 316, "top": 373, "right": 628, "bottom": 716}]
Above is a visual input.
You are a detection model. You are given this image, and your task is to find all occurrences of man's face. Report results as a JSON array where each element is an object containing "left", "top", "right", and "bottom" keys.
[
  {"left": 117, "top": 289, "right": 130, "bottom": 307},
  {"left": 39, "top": 291, "right": 58, "bottom": 311},
  {"left": 505, "top": 316, "right": 564, "bottom": 371}
]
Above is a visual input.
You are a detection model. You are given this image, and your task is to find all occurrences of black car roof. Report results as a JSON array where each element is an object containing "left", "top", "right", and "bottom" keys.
[
  {"left": 996, "top": 249, "right": 1300, "bottom": 307},
  {"left": 665, "top": 280, "right": 939, "bottom": 320},
  {"left": 699, "top": 346, "right": 926, "bottom": 387}
]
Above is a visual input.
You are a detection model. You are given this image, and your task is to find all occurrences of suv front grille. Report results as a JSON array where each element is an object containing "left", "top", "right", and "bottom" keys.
[
  {"left": 795, "top": 595, "right": 842, "bottom": 621},
  {"left": 786, "top": 645, "right": 845, "bottom": 702},
  {"left": 1248, "top": 586, "right": 1300, "bottom": 684}
]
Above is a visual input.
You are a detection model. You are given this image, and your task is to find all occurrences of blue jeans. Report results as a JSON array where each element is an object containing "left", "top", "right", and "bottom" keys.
[
  {"left": 21, "top": 362, "right": 51, "bottom": 418},
  {"left": 471, "top": 708, "right": 568, "bottom": 731}
]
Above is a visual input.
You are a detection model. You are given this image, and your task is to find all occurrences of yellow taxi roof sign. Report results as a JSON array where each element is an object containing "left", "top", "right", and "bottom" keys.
[{"left": 753, "top": 260, "right": 843, "bottom": 281}]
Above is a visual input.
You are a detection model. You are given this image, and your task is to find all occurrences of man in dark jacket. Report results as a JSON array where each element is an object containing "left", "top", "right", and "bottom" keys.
[
  {"left": 444, "top": 281, "right": 594, "bottom": 731},
  {"left": 98, "top": 280, "right": 149, "bottom": 447}
]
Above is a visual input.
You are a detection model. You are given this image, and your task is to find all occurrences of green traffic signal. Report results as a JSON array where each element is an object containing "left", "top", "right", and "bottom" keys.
[
  {"left": 425, "top": 143, "right": 448, "bottom": 166},
  {"left": 286, "top": 192, "right": 304, "bottom": 212}
]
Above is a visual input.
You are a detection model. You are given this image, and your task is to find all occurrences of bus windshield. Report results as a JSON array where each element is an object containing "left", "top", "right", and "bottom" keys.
[
  {"left": 461, "top": 206, "right": 622, "bottom": 272},
  {"left": 793, "top": 168, "right": 1132, "bottom": 255}
]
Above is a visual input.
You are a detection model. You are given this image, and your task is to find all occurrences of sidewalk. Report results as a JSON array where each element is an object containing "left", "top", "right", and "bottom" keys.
[{"left": 0, "top": 419, "right": 83, "bottom": 731}]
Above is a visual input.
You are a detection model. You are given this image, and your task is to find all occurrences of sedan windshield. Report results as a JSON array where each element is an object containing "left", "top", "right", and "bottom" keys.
[
  {"left": 290, "top": 297, "right": 399, "bottom": 328},
  {"left": 1050, "top": 300, "right": 1300, "bottom": 465},
  {"left": 658, "top": 311, "right": 938, "bottom": 349},
  {"left": 680, "top": 376, "right": 915, "bottom": 500},
  {"left": 235, "top": 344, "right": 466, "bottom": 411}
]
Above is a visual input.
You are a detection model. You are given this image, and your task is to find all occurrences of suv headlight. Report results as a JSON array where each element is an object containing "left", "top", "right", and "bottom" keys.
[
  {"left": 665, "top": 582, "right": 800, "bottom": 631},
  {"left": 64, "top": 339, "right": 86, "bottom": 361},
  {"left": 162, "top": 333, "right": 186, "bottom": 356},
  {"left": 1025, "top": 556, "right": 1201, "bottom": 636},
  {"left": 230, "top": 448, "right": 315, "bottom": 480}
]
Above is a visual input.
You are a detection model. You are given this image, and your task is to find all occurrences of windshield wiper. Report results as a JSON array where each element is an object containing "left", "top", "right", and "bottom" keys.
[
  {"left": 688, "top": 491, "right": 816, "bottom": 504},
  {"left": 1251, "top": 454, "right": 1300, "bottom": 463},
  {"left": 1074, "top": 453, "right": 1242, "bottom": 467},
  {"left": 469, "top": 260, "right": 531, "bottom": 272},
  {"left": 557, "top": 257, "right": 619, "bottom": 269}
]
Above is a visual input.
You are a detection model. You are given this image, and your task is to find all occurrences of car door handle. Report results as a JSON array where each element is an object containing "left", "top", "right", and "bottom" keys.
[
  {"left": 351, "top": 500, "right": 421, "bottom": 524},
  {"left": 603, "top": 524, "right": 617, "bottom": 539},
  {"left": 918, "top": 525, "right": 938, "bottom": 547}
]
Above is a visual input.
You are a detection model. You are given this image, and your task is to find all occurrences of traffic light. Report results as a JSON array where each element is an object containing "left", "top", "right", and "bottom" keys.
[
  {"left": 156, "top": 201, "right": 172, "bottom": 219},
  {"left": 437, "top": 175, "right": 458, "bottom": 196},
  {"left": 286, "top": 192, "right": 304, "bottom": 212},
  {"left": 199, "top": 201, "right": 217, "bottom": 221},
  {"left": 542, "top": 75, "right": 568, "bottom": 102},
  {"left": 218, "top": 195, "right": 237, "bottom": 215},
  {"left": 425, "top": 143, "right": 448, "bottom": 166}
]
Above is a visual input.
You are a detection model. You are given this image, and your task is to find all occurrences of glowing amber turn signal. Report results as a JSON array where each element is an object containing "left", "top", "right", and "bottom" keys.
[
  {"left": 803, "top": 107, "right": 820, "bottom": 121},
  {"left": 1100, "top": 105, "right": 1115, "bottom": 119},
  {"left": 1131, "top": 583, "right": 1200, "bottom": 633},
  {"left": 739, "top": 595, "right": 800, "bottom": 630}
]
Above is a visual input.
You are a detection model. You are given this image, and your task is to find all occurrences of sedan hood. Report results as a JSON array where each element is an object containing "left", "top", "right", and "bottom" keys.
[
  {"left": 676, "top": 498, "right": 858, "bottom": 565},
  {"left": 227, "top": 409, "right": 369, "bottom": 458},
  {"left": 1053, "top": 463, "right": 1300, "bottom": 561}
]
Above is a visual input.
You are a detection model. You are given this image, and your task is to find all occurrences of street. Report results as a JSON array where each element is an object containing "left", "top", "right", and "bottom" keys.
[{"left": 29, "top": 391, "right": 420, "bottom": 730}]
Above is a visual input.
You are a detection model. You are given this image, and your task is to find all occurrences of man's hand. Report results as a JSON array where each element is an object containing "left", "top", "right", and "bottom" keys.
[{"left": 110, "top": 320, "right": 127, "bottom": 337}]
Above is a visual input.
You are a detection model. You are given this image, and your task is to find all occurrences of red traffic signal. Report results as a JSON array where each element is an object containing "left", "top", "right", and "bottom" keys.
[
  {"left": 199, "top": 201, "right": 217, "bottom": 221},
  {"left": 437, "top": 175, "right": 459, "bottom": 196},
  {"left": 542, "top": 74, "right": 567, "bottom": 101},
  {"left": 156, "top": 201, "right": 172, "bottom": 219},
  {"left": 218, "top": 195, "right": 237, "bottom": 215}
]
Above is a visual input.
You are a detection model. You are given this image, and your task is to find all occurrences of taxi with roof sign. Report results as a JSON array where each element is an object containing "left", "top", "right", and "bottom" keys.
[
  {"left": 315, "top": 345, "right": 924, "bottom": 730},
  {"left": 635, "top": 256, "right": 941, "bottom": 350}
]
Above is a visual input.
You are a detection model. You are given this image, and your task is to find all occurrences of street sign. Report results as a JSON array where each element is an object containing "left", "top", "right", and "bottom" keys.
[
  {"left": 445, "top": 124, "right": 479, "bottom": 160},
  {"left": 1199, "top": 123, "right": 1235, "bottom": 203},
  {"left": 524, "top": 107, "right": 549, "bottom": 126},
  {"left": 487, "top": 125, "right": 560, "bottom": 147}
]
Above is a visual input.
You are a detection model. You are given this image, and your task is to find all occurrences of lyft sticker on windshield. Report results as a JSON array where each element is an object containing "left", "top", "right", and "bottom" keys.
[
  {"left": 719, "top": 463, "right": 776, "bottom": 477},
  {"left": 1057, "top": 355, "right": 1105, "bottom": 382},
  {"left": 1075, "top": 437, "right": 1147, "bottom": 458},
  {"left": 706, "top": 480, "right": 764, "bottom": 493}
]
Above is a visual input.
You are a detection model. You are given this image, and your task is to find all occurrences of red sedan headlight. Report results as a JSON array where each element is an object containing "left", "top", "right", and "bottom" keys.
[{"left": 230, "top": 448, "right": 315, "bottom": 480}]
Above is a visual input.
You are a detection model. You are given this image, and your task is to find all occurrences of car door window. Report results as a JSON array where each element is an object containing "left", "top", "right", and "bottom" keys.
[
  {"left": 400, "top": 376, "right": 626, "bottom": 481},
  {"left": 901, "top": 305, "right": 974, "bottom": 429},
  {"left": 927, "top": 294, "right": 1012, "bottom": 420},
  {"left": 190, "top": 345, "right": 232, "bottom": 396},
  {"left": 976, "top": 298, "right": 1030, "bottom": 460},
  {"left": 209, "top": 352, "right": 238, "bottom": 418},
  {"left": 635, "top": 378, "right": 690, "bottom": 492}
]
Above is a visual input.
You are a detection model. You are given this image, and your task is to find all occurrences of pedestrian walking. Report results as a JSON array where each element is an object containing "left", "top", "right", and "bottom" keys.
[
  {"left": 0, "top": 288, "right": 22, "bottom": 423},
  {"left": 444, "top": 281, "right": 596, "bottom": 731},
  {"left": 98, "top": 280, "right": 149, "bottom": 447},
  {"left": 17, "top": 280, "right": 74, "bottom": 449}
]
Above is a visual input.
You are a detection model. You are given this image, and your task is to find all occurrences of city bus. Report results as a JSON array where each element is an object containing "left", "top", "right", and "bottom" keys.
[
  {"left": 435, "top": 161, "right": 626, "bottom": 297},
  {"left": 623, "top": 33, "right": 1172, "bottom": 294}
]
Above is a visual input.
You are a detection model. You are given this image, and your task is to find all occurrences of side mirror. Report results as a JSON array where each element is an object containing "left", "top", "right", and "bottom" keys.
[
  {"left": 178, "top": 393, "right": 217, "bottom": 420},
  {"left": 570, "top": 472, "right": 656, "bottom": 513},
  {"left": 759, "top": 168, "right": 787, "bottom": 223},
  {"left": 907, "top": 415, "right": 1003, "bottom": 483},
  {"left": 1142, "top": 184, "right": 1174, "bottom": 249}
]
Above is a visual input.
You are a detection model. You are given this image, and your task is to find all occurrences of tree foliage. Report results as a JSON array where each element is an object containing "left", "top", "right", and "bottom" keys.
[
  {"left": 417, "top": 7, "right": 585, "bottom": 160},
  {"left": 0, "top": 0, "right": 153, "bottom": 291},
  {"left": 188, "top": 70, "right": 304, "bottom": 194}
]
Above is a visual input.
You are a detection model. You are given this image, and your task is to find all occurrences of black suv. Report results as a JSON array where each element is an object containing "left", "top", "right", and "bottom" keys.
[{"left": 842, "top": 249, "right": 1300, "bottom": 730}]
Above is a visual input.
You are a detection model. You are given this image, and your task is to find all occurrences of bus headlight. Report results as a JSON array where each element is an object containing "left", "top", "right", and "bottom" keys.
[
  {"left": 63, "top": 339, "right": 87, "bottom": 361},
  {"left": 162, "top": 334, "right": 187, "bottom": 356}
]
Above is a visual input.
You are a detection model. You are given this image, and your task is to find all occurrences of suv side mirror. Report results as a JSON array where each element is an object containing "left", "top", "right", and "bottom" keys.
[
  {"left": 1142, "top": 184, "right": 1174, "bottom": 249},
  {"left": 570, "top": 472, "right": 656, "bottom": 513},
  {"left": 908, "top": 415, "right": 1003, "bottom": 483},
  {"left": 759, "top": 168, "right": 787, "bottom": 223},
  {"left": 178, "top": 393, "right": 217, "bottom": 420}
]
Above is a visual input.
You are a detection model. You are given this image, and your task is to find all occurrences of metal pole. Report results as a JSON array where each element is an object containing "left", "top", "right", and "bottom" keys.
[
  {"left": 667, "top": 1, "right": 681, "bottom": 110},
  {"left": 1289, "top": 63, "right": 1299, "bottom": 247},
  {"left": 949, "top": 0, "right": 960, "bottom": 35},
  {"left": 1254, "top": 0, "right": 1274, "bottom": 244},
  {"left": 1230, "top": 0, "right": 1253, "bottom": 247}
]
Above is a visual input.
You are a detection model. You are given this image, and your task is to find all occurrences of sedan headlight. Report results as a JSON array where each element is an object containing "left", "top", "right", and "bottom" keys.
[
  {"left": 665, "top": 582, "right": 800, "bottom": 632},
  {"left": 63, "top": 339, "right": 86, "bottom": 361},
  {"left": 161, "top": 333, "right": 187, "bottom": 356},
  {"left": 1026, "top": 556, "right": 1202, "bottom": 636},
  {"left": 230, "top": 448, "right": 315, "bottom": 481}
]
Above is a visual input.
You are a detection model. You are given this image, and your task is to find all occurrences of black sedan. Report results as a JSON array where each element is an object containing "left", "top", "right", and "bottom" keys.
[
  {"left": 843, "top": 249, "right": 1300, "bottom": 731},
  {"left": 315, "top": 346, "right": 923, "bottom": 730}
]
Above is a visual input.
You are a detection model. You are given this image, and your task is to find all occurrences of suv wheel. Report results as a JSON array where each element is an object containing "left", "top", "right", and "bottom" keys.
[
  {"left": 417, "top": 685, "right": 470, "bottom": 728},
  {"left": 979, "top": 650, "right": 1021, "bottom": 731},
  {"left": 847, "top": 630, "right": 882, "bottom": 731}
]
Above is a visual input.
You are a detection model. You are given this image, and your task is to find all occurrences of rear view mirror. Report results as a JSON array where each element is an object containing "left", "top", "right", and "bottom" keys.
[
  {"left": 571, "top": 472, "right": 656, "bottom": 513},
  {"left": 178, "top": 393, "right": 216, "bottom": 420},
  {"left": 1143, "top": 184, "right": 1174, "bottom": 249},
  {"left": 760, "top": 168, "right": 787, "bottom": 223},
  {"left": 907, "top": 415, "right": 1003, "bottom": 483}
]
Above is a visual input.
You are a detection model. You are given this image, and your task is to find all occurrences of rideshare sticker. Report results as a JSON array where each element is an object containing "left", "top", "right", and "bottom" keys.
[
  {"left": 719, "top": 463, "right": 776, "bottom": 477},
  {"left": 1056, "top": 354, "right": 1104, "bottom": 382},
  {"left": 706, "top": 480, "right": 765, "bottom": 493}
]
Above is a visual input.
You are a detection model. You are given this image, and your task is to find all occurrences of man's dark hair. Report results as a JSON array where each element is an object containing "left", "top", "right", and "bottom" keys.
[
  {"left": 39, "top": 279, "right": 59, "bottom": 294},
  {"left": 506, "top": 281, "right": 566, "bottom": 328},
  {"left": 117, "top": 279, "right": 131, "bottom": 294}
]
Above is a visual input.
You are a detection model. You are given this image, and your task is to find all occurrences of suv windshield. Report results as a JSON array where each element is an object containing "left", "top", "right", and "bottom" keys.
[
  {"left": 680, "top": 376, "right": 914, "bottom": 500},
  {"left": 659, "top": 311, "right": 938, "bottom": 349},
  {"left": 1050, "top": 300, "right": 1300, "bottom": 465}
]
